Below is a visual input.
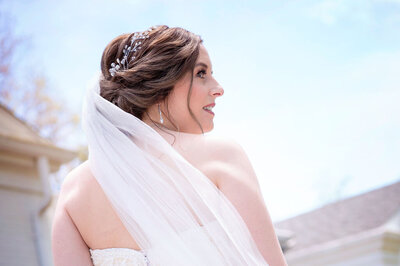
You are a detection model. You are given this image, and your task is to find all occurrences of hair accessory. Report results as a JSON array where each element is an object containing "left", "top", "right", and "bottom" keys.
[
  {"left": 109, "top": 27, "right": 154, "bottom": 77},
  {"left": 158, "top": 103, "right": 164, "bottom": 124}
]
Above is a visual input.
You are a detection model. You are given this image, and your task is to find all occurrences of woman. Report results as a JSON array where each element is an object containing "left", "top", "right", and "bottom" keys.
[{"left": 52, "top": 25, "right": 287, "bottom": 266}]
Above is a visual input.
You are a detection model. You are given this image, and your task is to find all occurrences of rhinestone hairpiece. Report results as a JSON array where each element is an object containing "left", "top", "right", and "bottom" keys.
[{"left": 109, "top": 28, "right": 153, "bottom": 77}]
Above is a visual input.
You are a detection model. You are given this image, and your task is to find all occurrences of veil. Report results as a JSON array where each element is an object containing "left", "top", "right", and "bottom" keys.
[{"left": 82, "top": 77, "right": 269, "bottom": 265}]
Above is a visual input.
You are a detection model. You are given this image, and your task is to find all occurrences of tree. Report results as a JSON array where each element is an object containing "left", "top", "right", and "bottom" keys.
[
  {"left": 0, "top": 5, "right": 82, "bottom": 191},
  {"left": 0, "top": 6, "right": 80, "bottom": 147}
]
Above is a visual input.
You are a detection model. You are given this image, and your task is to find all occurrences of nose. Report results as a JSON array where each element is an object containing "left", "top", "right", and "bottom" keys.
[{"left": 210, "top": 84, "right": 224, "bottom": 97}]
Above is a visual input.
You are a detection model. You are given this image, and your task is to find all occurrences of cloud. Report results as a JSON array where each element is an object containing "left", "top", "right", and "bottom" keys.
[{"left": 306, "top": 0, "right": 400, "bottom": 26}]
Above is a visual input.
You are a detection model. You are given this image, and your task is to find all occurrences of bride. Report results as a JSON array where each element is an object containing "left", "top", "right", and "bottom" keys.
[{"left": 52, "top": 25, "right": 287, "bottom": 266}]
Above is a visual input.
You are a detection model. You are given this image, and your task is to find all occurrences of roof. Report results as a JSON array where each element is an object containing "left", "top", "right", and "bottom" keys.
[
  {"left": 0, "top": 103, "right": 77, "bottom": 163},
  {"left": 0, "top": 104, "right": 53, "bottom": 146},
  {"left": 274, "top": 180, "right": 400, "bottom": 253}
]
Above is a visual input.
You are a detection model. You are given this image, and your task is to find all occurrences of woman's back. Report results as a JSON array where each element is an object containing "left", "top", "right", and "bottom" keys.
[
  {"left": 60, "top": 133, "right": 220, "bottom": 256},
  {"left": 64, "top": 161, "right": 142, "bottom": 251},
  {"left": 53, "top": 130, "right": 284, "bottom": 265}
]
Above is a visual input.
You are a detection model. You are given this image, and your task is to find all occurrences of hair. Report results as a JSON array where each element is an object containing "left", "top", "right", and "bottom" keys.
[{"left": 99, "top": 25, "right": 204, "bottom": 134}]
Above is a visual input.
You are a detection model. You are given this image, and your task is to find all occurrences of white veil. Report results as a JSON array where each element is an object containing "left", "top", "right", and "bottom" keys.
[{"left": 82, "top": 77, "right": 269, "bottom": 265}]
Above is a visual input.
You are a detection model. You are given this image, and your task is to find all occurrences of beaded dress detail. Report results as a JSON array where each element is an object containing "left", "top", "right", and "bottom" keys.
[
  {"left": 90, "top": 247, "right": 150, "bottom": 266},
  {"left": 89, "top": 220, "right": 222, "bottom": 265}
]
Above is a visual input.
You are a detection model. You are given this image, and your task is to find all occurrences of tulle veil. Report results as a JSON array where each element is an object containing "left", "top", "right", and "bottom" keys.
[{"left": 81, "top": 76, "right": 269, "bottom": 265}]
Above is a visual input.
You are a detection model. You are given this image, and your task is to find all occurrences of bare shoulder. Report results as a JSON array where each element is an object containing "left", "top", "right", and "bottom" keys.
[
  {"left": 204, "top": 135, "right": 246, "bottom": 162},
  {"left": 208, "top": 135, "right": 262, "bottom": 199},
  {"left": 58, "top": 161, "right": 93, "bottom": 198},
  {"left": 52, "top": 161, "right": 97, "bottom": 265},
  {"left": 57, "top": 161, "right": 101, "bottom": 216},
  {"left": 56, "top": 160, "right": 110, "bottom": 243},
  {"left": 203, "top": 135, "right": 257, "bottom": 187}
]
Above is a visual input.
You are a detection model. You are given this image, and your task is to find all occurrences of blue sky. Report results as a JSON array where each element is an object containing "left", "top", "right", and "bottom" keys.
[{"left": 4, "top": 0, "right": 400, "bottom": 221}]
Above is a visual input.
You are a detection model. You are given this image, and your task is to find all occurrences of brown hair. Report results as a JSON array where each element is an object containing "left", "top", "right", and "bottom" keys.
[{"left": 99, "top": 25, "right": 204, "bottom": 133}]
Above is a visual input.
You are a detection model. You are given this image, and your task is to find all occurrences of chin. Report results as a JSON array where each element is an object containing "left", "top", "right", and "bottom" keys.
[{"left": 202, "top": 122, "right": 214, "bottom": 133}]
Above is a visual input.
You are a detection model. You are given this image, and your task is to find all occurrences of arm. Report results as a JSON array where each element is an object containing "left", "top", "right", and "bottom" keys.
[
  {"left": 52, "top": 172, "right": 94, "bottom": 266},
  {"left": 211, "top": 139, "right": 287, "bottom": 266}
]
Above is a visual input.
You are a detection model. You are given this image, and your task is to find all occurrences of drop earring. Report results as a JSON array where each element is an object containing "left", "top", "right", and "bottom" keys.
[{"left": 158, "top": 104, "right": 164, "bottom": 124}]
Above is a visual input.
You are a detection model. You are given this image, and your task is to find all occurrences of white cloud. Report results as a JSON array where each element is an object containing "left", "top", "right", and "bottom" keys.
[{"left": 306, "top": 0, "right": 400, "bottom": 26}]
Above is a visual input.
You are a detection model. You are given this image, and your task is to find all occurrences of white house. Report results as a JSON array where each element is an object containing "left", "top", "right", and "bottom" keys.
[
  {"left": 275, "top": 180, "right": 400, "bottom": 266},
  {"left": 0, "top": 104, "right": 76, "bottom": 266}
]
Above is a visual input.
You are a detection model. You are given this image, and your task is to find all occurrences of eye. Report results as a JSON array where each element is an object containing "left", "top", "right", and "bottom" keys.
[{"left": 196, "top": 69, "right": 206, "bottom": 79}]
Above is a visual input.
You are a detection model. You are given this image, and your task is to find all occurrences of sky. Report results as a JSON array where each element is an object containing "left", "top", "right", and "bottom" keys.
[{"left": 3, "top": 0, "right": 400, "bottom": 222}]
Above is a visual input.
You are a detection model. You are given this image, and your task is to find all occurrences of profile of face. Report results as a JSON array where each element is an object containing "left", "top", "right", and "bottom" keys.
[{"left": 159, "top": 44, "right": 224, "bottom": 134}]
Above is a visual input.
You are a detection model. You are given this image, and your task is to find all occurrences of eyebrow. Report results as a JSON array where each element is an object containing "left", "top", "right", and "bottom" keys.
[{"left": 195, "top": 62, "right": 213, "bottom": 74}]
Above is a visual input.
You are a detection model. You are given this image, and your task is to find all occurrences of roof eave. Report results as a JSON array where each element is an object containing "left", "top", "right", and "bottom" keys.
[{"left": 0, "top": 134, "right": 77, "bottom": 165}]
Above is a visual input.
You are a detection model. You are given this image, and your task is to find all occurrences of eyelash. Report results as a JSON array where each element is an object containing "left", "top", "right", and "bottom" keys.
[{"left": 197, "top": 69, "right": 206, "bottom": 78}]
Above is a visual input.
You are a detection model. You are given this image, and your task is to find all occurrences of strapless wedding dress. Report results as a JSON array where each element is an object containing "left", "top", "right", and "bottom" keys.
[
  {"left": 89, "top": 220, "right": 222, "bottom": 265},
  {"left": 90, "top": 247, "right": 150, "bottom": 266}
]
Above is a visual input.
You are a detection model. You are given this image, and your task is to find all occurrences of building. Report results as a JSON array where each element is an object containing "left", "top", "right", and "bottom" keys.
[
  {"left": 0, "top": 104, "right": 76, "bottom": 266},
  {"left": 275, "top": 180, "right": 400, "bottom": 265}
]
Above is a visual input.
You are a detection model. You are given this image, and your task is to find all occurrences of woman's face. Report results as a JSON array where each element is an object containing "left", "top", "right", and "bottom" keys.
[{"left": 165, "top": 44, "right": 224, "bottom": 134}]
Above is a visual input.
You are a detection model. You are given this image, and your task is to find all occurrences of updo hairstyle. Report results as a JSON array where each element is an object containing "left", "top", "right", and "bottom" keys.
[{"left": 99, "top": 25, "right": 204, "bottom": 131}]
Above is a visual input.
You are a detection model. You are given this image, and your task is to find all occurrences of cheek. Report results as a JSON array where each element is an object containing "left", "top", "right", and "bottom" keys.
[
  {"left": 168, "top": 91, "right": 192, "bottom": 120},
  {"left": 189, "top": 85, "right": 206, "bottom": 110},
  {"left": 169, "top": 99, "right": 187, "bottom": 118}
]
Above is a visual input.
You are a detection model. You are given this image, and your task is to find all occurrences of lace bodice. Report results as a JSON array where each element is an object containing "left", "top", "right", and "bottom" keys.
[
  {"left": 89, "top": 220, "right": 220, "bottom": 265},
  {"left": 90, "top": 247, "right": 150, "bottom": 266}
]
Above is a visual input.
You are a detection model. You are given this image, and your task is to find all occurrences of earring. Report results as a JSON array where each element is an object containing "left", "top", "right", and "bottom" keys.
[{"left": 158, "top": 104, "right": 164, "bottom": 124}]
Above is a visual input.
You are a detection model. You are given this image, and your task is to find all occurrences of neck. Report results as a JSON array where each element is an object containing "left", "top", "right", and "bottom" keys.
[
  {"left": 156, "top": 123, "right": 203, "bottom": 139},
  {"left": 142, "top": 119, "right": 204, "bottom": 147},
  {"left": 142, "top": 112, "right": 204, "bottom": 136}
]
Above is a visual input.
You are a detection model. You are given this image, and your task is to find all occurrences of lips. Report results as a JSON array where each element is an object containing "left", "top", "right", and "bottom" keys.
[
  {"left": 203, "top": 103, "right": 215, "bottom": 108},
  {"left": 203, "top": 103, "right": 215, "bottom": 115}
]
